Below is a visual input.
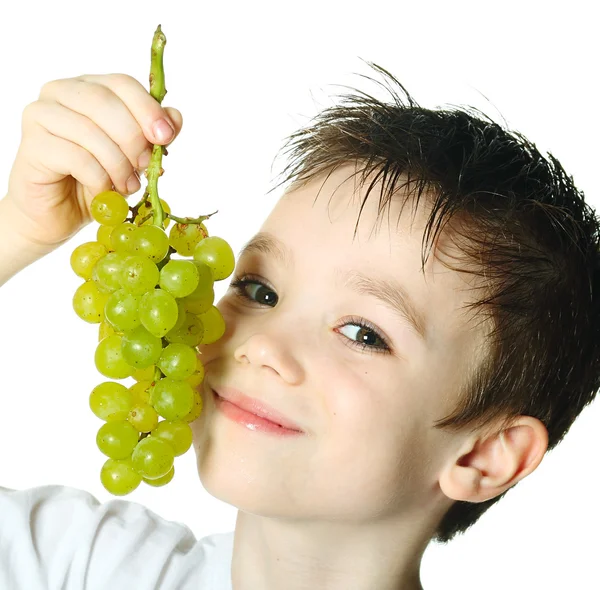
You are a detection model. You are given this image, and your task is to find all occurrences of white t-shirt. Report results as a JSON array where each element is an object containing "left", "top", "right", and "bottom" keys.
[{"left": 0, "top": 485, "right": 234, "bottom": 589}]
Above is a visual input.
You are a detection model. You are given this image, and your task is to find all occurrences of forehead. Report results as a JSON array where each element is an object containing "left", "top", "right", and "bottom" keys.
[
  {"left": 257, "top": 167, "right": 484, "bottom": 339},
  {"left": 263, "top": 166, "right": 435, "bottom": 270}
]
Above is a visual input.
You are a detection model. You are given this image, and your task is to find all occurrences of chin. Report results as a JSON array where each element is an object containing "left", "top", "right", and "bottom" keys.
[
  {"left": 195, "top": 455, "right": 266, "bottom": 512},
  {"left": 193, "top": 440, "right": 300, "bottom": 517}
]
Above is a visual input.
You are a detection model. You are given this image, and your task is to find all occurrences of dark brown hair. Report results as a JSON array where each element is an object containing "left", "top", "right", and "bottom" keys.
[{"left": 270, "top": 63, "right": 600, "bottom": 543}]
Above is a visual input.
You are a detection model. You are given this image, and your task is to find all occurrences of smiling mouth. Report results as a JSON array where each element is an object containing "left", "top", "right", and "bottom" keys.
[{"left": 211, "top": 389, "right": 304, "bottom": 437}]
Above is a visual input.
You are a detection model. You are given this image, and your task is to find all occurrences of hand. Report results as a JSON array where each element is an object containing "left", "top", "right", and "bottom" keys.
[{"left": 3, "top": 73, "right": 183, "bottom": 250}]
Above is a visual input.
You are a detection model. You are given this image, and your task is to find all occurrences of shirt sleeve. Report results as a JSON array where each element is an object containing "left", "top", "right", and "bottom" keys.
[{"left": 0, "top": 485, "right": 211, "bottom": 590}]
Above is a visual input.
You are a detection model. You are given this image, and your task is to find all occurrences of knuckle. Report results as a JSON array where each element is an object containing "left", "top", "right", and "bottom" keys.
[
  {"left": 80, "top": 151, "right": 110, "bottom": 185},
  {"left": 39, "top": 79, "right": 61, "bottom": 98},
  {"left": 123, "top": 129, "right": 147, "bottom": 155},
  {"left": 110, "top": 152, "right": 134, "bottom": 192},
  {"left": 21, "top": 101, "right": 45, "bottom": 131},
  {"left": 107, "top": 72, "right": 141, "bottom": 93},
  {"left": 112, "top": 72, "right": 136, "bottom": 85},
  {"left": 79, "top": 115, "right": 100, "bottom": 138},
  {"left": 62, "top": 78, "right": 113, "bottom": 106},
  {"left": 87, "top": 80, "right": 114, "bottom": 102},
  {"left": 21, "top": 101, "right": 39, "bottom": 123},
  {"left": 115, "top": 150, "right": 133, "bottom": 175}
]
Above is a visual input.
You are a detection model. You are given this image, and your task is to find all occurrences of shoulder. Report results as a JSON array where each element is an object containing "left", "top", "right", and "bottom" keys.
[{"left": 0, "top": 485, "right": 234, "bottom": 590}]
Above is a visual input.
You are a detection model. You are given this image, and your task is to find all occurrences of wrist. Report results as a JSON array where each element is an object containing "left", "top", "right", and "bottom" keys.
[{"left": 0, "top": 196, "right": 57, "bottom": 286}]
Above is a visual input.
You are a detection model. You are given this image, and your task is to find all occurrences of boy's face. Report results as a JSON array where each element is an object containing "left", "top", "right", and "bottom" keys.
[{"left": 193, "top": 165, "right": 487, "bottom": 524}]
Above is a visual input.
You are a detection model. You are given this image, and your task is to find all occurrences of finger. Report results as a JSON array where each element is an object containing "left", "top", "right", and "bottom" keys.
[
  {"left": 162, "top": 107, "right": 183, "bottom": 145},
  {"left": 39, "top": 76, "right": 156, "bottom": 173},
  {"left": 26, "top": 100, "right": 140, "bottom": 196},
  {"left": 58, "top": 73, "right": 183, "bottom": 147},
  {"left": 79, "top": 73, "right": 181, "bottom": 144},
  {"left": 28, "top": 125, "right": 114, "bottom": 201},
  {"left": 82, "top": 75, "right": 184, "bottom": 149}
]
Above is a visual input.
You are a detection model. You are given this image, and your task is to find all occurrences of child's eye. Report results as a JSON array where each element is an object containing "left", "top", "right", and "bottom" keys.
[
  {"left": 229, "top": 275, "right": 392, "bottom": 355},
  {"left": 335, "top": 317, "right": 392, "bottom": 355},
  {"left": 229, "top": 275, "right": 278, "bottom": 306}
]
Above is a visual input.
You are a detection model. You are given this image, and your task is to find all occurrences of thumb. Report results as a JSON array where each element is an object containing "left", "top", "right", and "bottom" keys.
[{"left": 163, "top": 106, "right": 183, "bottom": 142}]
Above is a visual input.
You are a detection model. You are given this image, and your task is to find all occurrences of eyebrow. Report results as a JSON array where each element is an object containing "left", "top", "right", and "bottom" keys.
[{"left": 238, "top": 232, "right": 428, "bottom": 340}]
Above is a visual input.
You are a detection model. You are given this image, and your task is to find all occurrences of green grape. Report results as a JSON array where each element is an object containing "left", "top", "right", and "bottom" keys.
[
  {"left": 129, "top": 380, "right": 153, "bottom": 404},
  {"left": 131, "top": 436, "right": 175, "bottom": 480},
  {"left": 121, "top": 325, "right": 162, "bottom": 368},
  {"left": 168, "top": 222, "right": 208, "bottom": 256},
  {"left": 110, "top": 222, "right": 138, "bottom": 253},
  {"left": 127, "top": 402, "right": 159, "bottom": 433},
  {"left": 158, "top": 343, "right": 198, "bottom": 380},
  {"left": 132, "top": 225, "right": 170, "bottom": 263},
  {"left": 182, "top": 290, "right": 214, "bottom": 315},
  {"left": 120, "top": 255, "right": 160, "bottom": 295},
  {"left": 91, "top": 274, "right": 112, "bottom": 295},
  {"left": 183, "top": 389, "right": 204, "bottom": 423},
  {"left": 172, "top": 300, "right": 187, "bottom": 331},
  {"left": 134, "top": 198, "right": 171, "bottom": 229},
  {"left": 96, "top": 224, "right": 114, "bottom": 251},
  {"left": 73, "top": 280, "right": 110, "bottom": 324},
  {"left": 91, "top": 190, "right": 129, "bottom": 226},
  {"left": 96, "top": 420, "right": 139, "bottom": 459},
  {"left": 95, "top": 334, "right": 132, "bottom": 379},
  {"left": 93, "top": 252, "right": 127, "bottom": 292},
  {"left": 187, "top": 364, "right": 205, "bottom": 390},
  {"left": 159, "top": 260, "right": 199, "bottom": 298},
  {"left": 165, "top": 311, "right": 204, "bottom": 347},
  {"left": 143, "top": 465, "right": 174, "bottom": 487},
  {"left": 70, "top": 242, "right": 108, "bottom": 279},
  {"left": 152, "top": 420, "right": 193, "bottom": 456},
  {"left": 193, "top": 236, "right": 235, "bottom": 281},
  {"left": 139, "top": 289, "right": 179, "bottom": 337},
  {"left": 131, "top": 366, "right": 156, "bottom": 382},
  {"left": 193, "top": 261, "right": 215, "bottom": 288},
  {"left": 150, "top": 378, "right": 194, "bottom": 420},
  {"left": 182, "top": 261, "right": 214, "bottom": 314},
  {"left": 89, "top": 381, "right": 133, "bottom": 421},
  {"left": 99, "top": 321, "right": 117, "bottom": 341},
  {"left": 104, "top": 289, "right": 141, "bottom": 332},
  {"left": 198, "top": 306, "right": 226, "bottom": 344},
  {"left": 100, "top": 458, "right": 142, "bottom": 495}
]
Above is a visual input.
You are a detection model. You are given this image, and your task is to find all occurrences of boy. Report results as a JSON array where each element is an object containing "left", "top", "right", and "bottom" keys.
[{"left": 0, "top": 65, "right": 598, "bottom": 589}]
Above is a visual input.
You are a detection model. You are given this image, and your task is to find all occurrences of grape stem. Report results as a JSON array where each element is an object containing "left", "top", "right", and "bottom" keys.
[
  {"left": 138, "top": 212, "right": 154, "bottom": 225},
  {"left": 129, "top": 188, "right": 150, "bottom": 220},
  {"left": 156, "top": 246, "right": 176, "bottom": 271},
  {"left": 166, "top": 211, "right": 219, "bottom": 225},
  {"left": 137, "top": 25, "right": 219, "bottom": 231},
  {"left": 146, "top": 24, "right": 167, "bottom": 229}
]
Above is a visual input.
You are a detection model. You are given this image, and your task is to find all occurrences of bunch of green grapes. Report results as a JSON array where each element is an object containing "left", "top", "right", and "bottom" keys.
[{"left": 70, "top": 189, "right": 234, "bottom": 496}]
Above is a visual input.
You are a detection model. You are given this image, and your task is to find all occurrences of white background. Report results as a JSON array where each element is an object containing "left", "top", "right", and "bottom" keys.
[{"left": 0, "top": 1, "right": 598, "bottom": 588}]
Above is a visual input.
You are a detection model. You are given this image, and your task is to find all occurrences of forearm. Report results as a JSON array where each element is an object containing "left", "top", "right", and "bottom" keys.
[{"left": 0, "top": 196, "right": 55, "bottom": 286}]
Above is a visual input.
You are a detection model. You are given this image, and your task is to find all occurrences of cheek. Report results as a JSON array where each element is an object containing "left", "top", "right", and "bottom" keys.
[
  {"left": 318, "top": 360, "right": 391, "bottom": 431},
  {"left": 318, "top": 363, "right": 425, "bottom": 491}
]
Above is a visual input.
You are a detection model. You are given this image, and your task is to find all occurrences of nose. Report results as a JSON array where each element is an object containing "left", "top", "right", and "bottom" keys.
[{"left": 233, "top": 333, "right": 304, "bottom": 384}]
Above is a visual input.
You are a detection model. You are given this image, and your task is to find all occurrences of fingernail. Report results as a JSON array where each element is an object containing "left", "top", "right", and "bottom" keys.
[
  {"left": 153, "top": 119, "right": 174, "bottom": 143},
  {"left": 138, "top": 148, "right": 152, "bottom": 169},
  {"left": 126, "top": 172, "right": 141, "bottom": 194}
]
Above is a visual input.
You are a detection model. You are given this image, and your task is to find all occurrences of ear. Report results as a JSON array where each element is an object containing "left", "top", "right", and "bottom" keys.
[{"left": 438, "top": 416, "right": 549, "bottom": 503}]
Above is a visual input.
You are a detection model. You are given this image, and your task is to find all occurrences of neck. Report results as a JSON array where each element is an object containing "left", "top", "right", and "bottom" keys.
[{"left": 230, "top": 511, "right": 428, "bottom": 590}]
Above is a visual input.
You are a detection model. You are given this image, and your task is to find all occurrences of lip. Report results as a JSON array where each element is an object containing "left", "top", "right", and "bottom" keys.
[{"left": 211, "top": 385, "right": 304, "bottom": 434}]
